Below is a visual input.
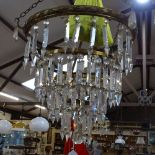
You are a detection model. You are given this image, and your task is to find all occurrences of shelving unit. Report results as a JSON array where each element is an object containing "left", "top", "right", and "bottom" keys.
[
  {"left": 93, "top": 134, "right": 116, "bottom": 152},
  {"left": 53, "top": 133, "right": 65, "bottom": 155},
  {"left": 92, "top": 133, "right": 147, "bottom": 154},
  {"left": 24, "top": 146, "right": 39, "bottom": 155},
  {"left": 3, "top": 145, "right": 39, "bottom": 155}
]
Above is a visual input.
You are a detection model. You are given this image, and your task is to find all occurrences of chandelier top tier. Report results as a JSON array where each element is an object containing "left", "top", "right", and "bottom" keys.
[
  {"left": 23, "top": 5, "right": 135, "bottom": 39},
  {"left": 16, "top": 0, "right": 136, "bottom": 143}
]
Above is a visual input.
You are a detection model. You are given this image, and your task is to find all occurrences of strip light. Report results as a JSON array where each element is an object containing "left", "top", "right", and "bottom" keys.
[
  {"left": 0, "top": 92, "right": 19, "bottom": 101},
  {"left": 35, "top": 104, "right": 46, "bottom": 110}
]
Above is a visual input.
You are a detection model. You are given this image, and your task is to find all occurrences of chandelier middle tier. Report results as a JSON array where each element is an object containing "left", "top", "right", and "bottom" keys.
[{"left": 16, "top": 0, "right": 136, "bottom": 141}]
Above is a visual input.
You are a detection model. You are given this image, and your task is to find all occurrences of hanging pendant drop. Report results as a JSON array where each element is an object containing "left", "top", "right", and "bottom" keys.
[
  {"left": 41, "top": 21, "right": 49, "bottom": 57},
  {"left": 103, "top": 20, "right": 110, "bottom": 56},
  {"left": 89, "top": 17, "right": 96, "bottom": 48},
  {"left": 13, "top": 27, "right": 19, "bottom": 40},
  {"left": 128, "top": 11, "right": 137, "bottom": 30},
  {"left": 72, "top": 16, "right": 81, "bottom": 51}
]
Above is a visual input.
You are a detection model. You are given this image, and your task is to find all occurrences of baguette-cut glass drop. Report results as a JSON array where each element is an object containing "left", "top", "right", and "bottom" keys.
[
  {"left": 42, "top": 21, "right": 49, "bottom": 49},
  {"left": 13, "top": 27, "right": 19, "bottom": 40},
  {"left": 57, "top": 59, "right": 63, "bottom": 85},
  {"left": 128, "top": 11, "right": 137, "bottom": 30},
  {"left": 117, "top": 26, "right": 124, "bottom": 54},
  {"left": 67, "top": 55, "right": 73, "bottom": 84},
  {"left": 103, "top": 20, "right": 110, "bottom": 56},
  {"left": 76, "top": 58, "right": 84, "bottom": 85},
  {"left": 31, "top": 26, "right": 38, "bottom": 54},
  {"left": 72, "top": 16, "right": 81, "bottom": 50},
  {"left": 89, "top": 17, "right": 96, "bottom": 48}
]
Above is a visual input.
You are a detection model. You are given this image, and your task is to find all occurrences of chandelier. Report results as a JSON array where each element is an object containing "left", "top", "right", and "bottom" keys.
[{"left": 14, "top": 0, "right": 136, "bottom": 142}]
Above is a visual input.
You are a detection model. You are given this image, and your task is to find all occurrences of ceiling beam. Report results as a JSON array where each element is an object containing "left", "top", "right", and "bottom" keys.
[
  {"left": 125, "top": 88, "right": 141, "bottom": 96},
  {"left": 146, "top": 11, "right": 152, "bottom": 90},
  {"left": 147, "top": 66, "right": 150, "bottom": 90},
  {"left": 140, "top": 66, "right": 143, "bottom": 90},
  {"left": 136, "top": 11, "right": 143, "bottom": 91},
  {"left": 25, "top": 107, "right": 37, "bottom": 113},
  {"left": 136, "top": 12, "right": 142, "bottom": 55},
  {"left": 47, "top": 38, "right": 64, "bottom": 49},
  {"left": 142, "top": 12, "right": 147, "bottom": 90},
  {"left": 0, "top": 56, "right": 23, "bottom": 70},
  {"left": 0, "top": 73, "right": 23, "bottom": 87},
  {"left": 134, "top": 64, "right": 155, "bottom": 68},
  {"left": 146, "top": 11, "right": 152, "bottom": 55},
  {"left": 123, "top": 76, "right": 139, "bottom": 97},
  {"left": 0, "top": 61, "right": 22, "bottom": 91},
  {"left": 0, "top": 73, "right": 36, "bottom": 102},
  {"left": 120, "top": 102, "right": 155, "bottom": 107},
  {"left": 0, "top": 106, "right": 35, "bottom": 119},
  {"left": 0, "top": 102, "right": 40, "bottom": 106}
]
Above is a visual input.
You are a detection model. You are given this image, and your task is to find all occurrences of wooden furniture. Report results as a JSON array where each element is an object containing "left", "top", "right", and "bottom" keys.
[{"left": 53, "top": 133, "right": 64, "bottom": 155}]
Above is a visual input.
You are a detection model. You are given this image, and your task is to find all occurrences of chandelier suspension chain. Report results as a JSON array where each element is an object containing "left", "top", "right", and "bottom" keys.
[{"left": 15, "top": 0, "right": 45, "bottom": 28}]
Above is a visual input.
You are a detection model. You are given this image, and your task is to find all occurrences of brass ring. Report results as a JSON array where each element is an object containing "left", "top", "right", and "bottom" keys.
[
  {"left": 23, "top": 5, "right": 136, "bottom": 40},
  {"left": 46, "top": 48, "right": 106, "bottom": 57}
]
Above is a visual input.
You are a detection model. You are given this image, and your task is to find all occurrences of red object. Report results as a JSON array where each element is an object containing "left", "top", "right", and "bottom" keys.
[
  {"left": 64, "top": 138, "right": 73, "bottom": 155},
  {"left": 71, "top": 119, "right": 75, "bottom": 132},
  {"left": 64, "top": 138, "right": 89, "bottom": 155},
  {"left": 75, "top": 143, "right": 89, "bottom": 155}
]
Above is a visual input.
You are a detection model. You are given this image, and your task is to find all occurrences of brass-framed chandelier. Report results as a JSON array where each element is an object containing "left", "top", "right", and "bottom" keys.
[{"left": 14, "top": 0, "right": 136, "bottom": 142}]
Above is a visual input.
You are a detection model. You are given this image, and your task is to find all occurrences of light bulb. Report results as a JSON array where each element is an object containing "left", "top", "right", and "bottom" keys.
[
  {"left": 29, "top": 117, "right": 49, "bottom": 132},
  {"left": 0, "top": 120, "right": 12, "bottom": 134},
  {"left": 136, "top": 0, "right": 150, "bottom": 4}
]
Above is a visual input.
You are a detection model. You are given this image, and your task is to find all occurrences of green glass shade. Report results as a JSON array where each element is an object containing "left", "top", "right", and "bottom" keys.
[{"left": 69, "top": 0, "right": 114, "bottom": 47}]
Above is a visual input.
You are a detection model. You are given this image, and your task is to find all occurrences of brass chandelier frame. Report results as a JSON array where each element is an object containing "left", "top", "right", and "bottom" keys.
[{"left": 22, "top": 5, "right": 136, "bottom": 40}]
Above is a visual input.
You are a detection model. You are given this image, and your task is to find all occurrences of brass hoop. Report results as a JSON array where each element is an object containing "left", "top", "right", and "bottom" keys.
[
  {"left": 46, "top": 48, "right": 107, "bottom": 57},
  {"left": 23, "top": 5, "right": 136, "bottom": 40}
]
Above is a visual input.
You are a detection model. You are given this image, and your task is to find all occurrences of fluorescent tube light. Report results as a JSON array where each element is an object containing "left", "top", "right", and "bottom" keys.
[
  {"left": 0, "top": 92, "right": 19, "bottom": 101},
  {"left": 35, "top": 104, "right": 46, "bottom": 110}
]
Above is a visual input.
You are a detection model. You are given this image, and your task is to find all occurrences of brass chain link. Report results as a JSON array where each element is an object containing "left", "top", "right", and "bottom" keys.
[{"left": 15, "top": 0, "right": 45, "bottom": 28}]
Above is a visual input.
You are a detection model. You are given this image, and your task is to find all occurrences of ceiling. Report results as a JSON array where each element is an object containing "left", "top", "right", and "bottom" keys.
[{"left": 0, "top": 0, "right": 155, "bottom": 121}]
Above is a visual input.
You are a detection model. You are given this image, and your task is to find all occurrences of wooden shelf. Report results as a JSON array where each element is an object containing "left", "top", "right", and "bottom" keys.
[{"left": 54, "top": 133, "right": 64, "bottom": 154}]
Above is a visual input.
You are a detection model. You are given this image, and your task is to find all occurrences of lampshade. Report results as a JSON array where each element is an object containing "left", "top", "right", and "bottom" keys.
[
  {"left": 29, "top": 117, "right": 49, "bottom": 132},
  {"left": 115, "top": 136, "right": 125, "bottom": 145},
  {"left": 0, "top": 120, "right": 12, "bottom": 134},
  {"left": 136, "top": 137, "right": 145, "bottom": 145}
]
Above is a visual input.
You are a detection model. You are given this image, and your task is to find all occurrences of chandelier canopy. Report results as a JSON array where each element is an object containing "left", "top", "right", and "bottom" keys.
[{"left": 15, "top": 0, "right": 136, "bottom": 143}]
